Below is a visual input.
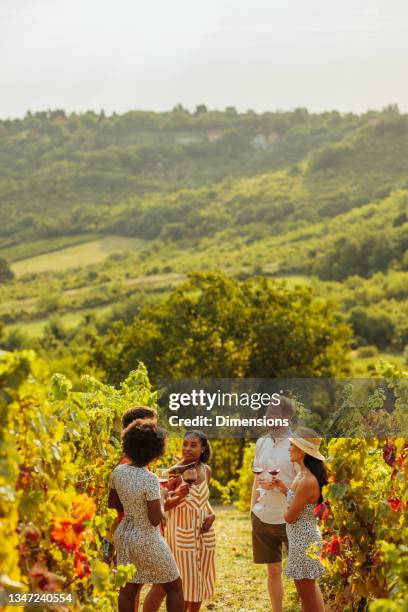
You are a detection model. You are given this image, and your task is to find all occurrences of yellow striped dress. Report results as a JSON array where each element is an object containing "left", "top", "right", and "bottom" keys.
[{"left": 166, "top": 479, "right": 216, "bottom": 603}]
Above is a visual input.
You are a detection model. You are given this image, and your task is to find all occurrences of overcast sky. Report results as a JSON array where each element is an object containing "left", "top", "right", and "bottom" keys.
[{"left": 1, "top": 0, "right": 408, "bottom": 118}]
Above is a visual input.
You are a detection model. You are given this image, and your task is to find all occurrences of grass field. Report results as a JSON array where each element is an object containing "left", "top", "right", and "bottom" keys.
[
  {"left": 4, "top": 306, "right": 116, "bottom": 338},
  {"left": 4, "top": 312, "right": 86, "bottom": 338},
  {"left": 139, "top": 505, "right": 299, "bottom": 611},
  {"left": 0, "top": 234, "right": 98, "bottom": 262},
  {"left": 11, "top": 236, "right": 146, "bottom": 276}
]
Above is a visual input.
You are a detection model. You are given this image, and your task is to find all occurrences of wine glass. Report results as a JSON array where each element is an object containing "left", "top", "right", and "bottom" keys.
[
  {"left": 158, "top": 468, "right": 170, "bottom": 486},
  {"left": 264, "top": 457, "right": 280, "bottom": 477},
  {"left": 264, "top": 458, "right": 281, "bottom": 491},
  {"left": 252, "top": 458, "right": 266, "bottom": 494},
  {"left": 252, "top": 457, "right": 264, "bottom": 476},
  {"left": 182, "top": 467, "right": 198, "bottom": 499}
]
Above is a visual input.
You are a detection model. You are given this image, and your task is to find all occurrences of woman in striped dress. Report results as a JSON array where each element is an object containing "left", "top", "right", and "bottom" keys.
[{"left": 144, "top": 431, "right": 216, "bottom": 612}]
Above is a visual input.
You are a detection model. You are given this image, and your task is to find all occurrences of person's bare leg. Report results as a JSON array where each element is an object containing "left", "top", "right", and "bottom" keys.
[
  {"left": 294, "top": 579, "right": 325, "bottom": 612},
  {"left": 119, "top": 583, "right": 141, "bottom": 612},
  {"left": 162, "top": 577, "right": 184, "bottom": 612},
  {"left": 266, "top": 562, "right": 284, "bottom": 612},
  {"left": 185, "top": 603, "right": 202, "bottom": 612},
  {"left": 143, "top": 584, "right": 166, "bottom": 612},
  {"left": 294, "top": 583, "right": 305, "bottom": 612},
  {"left": 134, "top": 586, "right": 141, "bottom": 612}
]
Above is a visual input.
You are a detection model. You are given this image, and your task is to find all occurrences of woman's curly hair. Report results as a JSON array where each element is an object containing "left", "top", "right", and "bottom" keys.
[
  {"left": 122, "top": 418, "right": 167, "bottom": 466},
  {"left": 121, "top": 406, "right": 158, "bottom": 429}
]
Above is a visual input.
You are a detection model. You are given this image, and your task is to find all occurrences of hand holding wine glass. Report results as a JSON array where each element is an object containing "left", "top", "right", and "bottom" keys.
[
  {"left": 270, "top": 476, "right": 288, "bottom": 496},
  {"left": 182, "top": 467, "right": 198, "bottom": 497},
  {"left": 259, "top": 458, "right": 281, "bottom": 491},
  {"left": 158, "top": 468, "right": 170, "bottom": 486}
]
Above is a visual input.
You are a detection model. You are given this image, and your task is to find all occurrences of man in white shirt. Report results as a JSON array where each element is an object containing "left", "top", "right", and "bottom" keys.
[{"left": 251, "top": 397, "right": 297, "bottom": 612}]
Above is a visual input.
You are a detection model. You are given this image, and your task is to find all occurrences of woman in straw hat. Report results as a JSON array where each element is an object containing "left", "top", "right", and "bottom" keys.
[{"left": 271, "top": 426, "right": 327, "bottom": 612}]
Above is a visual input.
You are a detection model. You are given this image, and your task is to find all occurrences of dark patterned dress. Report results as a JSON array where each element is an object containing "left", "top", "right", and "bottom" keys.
[
  {"left": 285, "top": 489, "right": 324, "bottom": 580},
  {"left": 112, "top": 464, "right": 179, "bottom": 584}
]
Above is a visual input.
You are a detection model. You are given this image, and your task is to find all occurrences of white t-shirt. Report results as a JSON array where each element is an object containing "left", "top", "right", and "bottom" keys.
[{"left": 252, "top": 434, "right": 298, "bottom": 525}]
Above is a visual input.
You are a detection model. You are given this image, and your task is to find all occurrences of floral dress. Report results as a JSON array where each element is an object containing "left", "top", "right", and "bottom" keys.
[
  {"left": 285, "top": 489, "right": 324, "bottom": 580},
  {"left": 112, "top": 464, "right": 179, "bottom": 584}
]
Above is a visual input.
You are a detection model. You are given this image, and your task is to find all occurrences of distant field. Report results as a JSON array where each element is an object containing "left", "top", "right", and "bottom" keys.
[
  {"left": 5, "top": 312, "right": 86, "bottom": 338},
  {"left": 4, "top": 305, "right": 116, "bottom": 338},
  {"left": 11, "top": 236, "right": 146, "bottom": 276},
  {"left": 0, "top": 234, "right": 97, "bottom": 262}
]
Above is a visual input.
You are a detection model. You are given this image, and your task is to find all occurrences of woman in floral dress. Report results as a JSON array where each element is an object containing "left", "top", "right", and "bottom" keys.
[{"left": 111, "top": 419, "right": 183, "bottom": 612}]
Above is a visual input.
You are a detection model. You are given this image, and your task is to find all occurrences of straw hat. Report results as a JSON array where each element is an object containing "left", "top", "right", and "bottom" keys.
[{"left": 289, "top": 426, "right": 325, "bottom": 461}]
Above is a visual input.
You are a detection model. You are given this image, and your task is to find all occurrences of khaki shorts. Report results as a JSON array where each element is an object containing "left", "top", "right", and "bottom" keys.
[{"left": 251, "top": 512, "right": 288, "bottom": 564}]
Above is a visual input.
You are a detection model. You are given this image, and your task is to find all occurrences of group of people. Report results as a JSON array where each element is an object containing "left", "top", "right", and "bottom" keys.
[{"left": 108, "top": 398, "right": 328, "bottom": 612}]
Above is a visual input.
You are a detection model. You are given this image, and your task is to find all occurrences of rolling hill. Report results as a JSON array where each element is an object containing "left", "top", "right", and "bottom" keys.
[{"left": 0, "top": 106, "right": 407, "bottom": 362}]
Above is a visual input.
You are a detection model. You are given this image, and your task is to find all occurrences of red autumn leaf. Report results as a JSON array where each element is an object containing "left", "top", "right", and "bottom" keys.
[
  {"left": 313, "top": 502, "right": 330, "bottom": 520},
  {"left": 74, "top": 551, "right": 91, "bottom": 579},
  {"left": 51, "top": 518, "right": 84, "bottom": 552},
  {"left": 329, "top": 536, "right": 341, "bottom": 556},
  {"left": 73, "top": 522, "right": 86, "bottom": 535},
  {"left": 388, "top": 498, "right": 402, "bottom": 512},
  {"left": 383, "top": 442, "right": 396, "bottom": 466},
  {"left": 23, "top": 523, "right": 41, "bottom": 543}
]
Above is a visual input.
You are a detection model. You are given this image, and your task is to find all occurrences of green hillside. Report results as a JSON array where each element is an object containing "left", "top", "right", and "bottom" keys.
[
  {"left": 0, "top": 107, "right": 368, "bottom": 247},
  {"left": 0, "top": 106, "right": 407, "bottom": 367}
]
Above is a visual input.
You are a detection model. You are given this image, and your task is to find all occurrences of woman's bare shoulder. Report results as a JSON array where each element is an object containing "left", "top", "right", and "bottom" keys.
[
  {"left": 202, "top": 463, "right": 212, "bottom": 480},
  {"left": 292, "top": 471, "right": 317, "bottom": 491},
  {"left": 304, "top": 470, "right": 320, "bottom": 491}
]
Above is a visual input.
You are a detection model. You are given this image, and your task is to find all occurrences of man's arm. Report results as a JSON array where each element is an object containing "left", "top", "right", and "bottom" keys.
[
  {"left": 250, "top": 440, "right": 261, "bottom": 509},
  {"left": 250, "top": 476, "right": 260, "bottom": 509}
]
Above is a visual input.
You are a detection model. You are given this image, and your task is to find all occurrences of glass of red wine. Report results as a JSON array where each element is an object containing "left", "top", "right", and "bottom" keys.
[
  {"left": 182, "top": 467, "right": 198, "bottom": 498},
  {"left": 253, "top": 458, "right": 281, "bottom": 493},
  {"left": 264, "top": 458, "right": 281, "bottom": 491},
  {"left": 265, "top": 458, "right": 281, "bottom": 477},
  {"left": 252, "top": 459, "right": 264, "bottom": 476},
  {"left": 158, "top": 468, "right": 170, "bottom": 487},
  {"left": 252, "top": 458, "right": 266, "bottom": 493}
]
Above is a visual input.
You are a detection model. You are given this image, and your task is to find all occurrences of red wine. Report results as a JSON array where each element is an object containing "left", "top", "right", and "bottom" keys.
[
  {"left": 268, "top": 468, "right": 281, "bottom": 476},
  {"left": 159, "top": 478, "right": 169, "bottom": 484},
  {"left": 252, "top": 467, "right": 263, "bottom": 475}
]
